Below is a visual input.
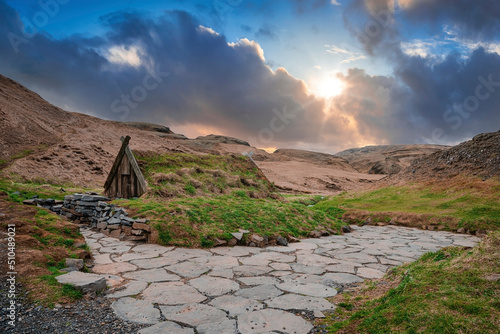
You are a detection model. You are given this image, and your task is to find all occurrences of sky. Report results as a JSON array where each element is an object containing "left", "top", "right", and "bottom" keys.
[{"left": 1, "top": 0, "right": 499, "bottom": 153}]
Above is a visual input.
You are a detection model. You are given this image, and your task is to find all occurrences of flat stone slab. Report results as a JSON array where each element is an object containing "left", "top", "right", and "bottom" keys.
[
  {"left": 333, "top": 252, "right": 378, "bottom": 263},
  {"left": 276, "top": 282, "right": 337, "bottom": 298},
  {"left": 131, "top": 256, "right": 180, "bottom": 269},
  {"left": 266, "top": 294, "right": 336, "bottom": 312},
  {"left": 269, "top": 262, "right": 292, "bottom": 271},
  {"left": 207, "top": 268, "right": 234, "bottom": 279},
  {"left": 233, "top": 265, "right": 272, "bottom": 277},
  {"left": 296, "top": 254, "right": 336, "bottom": 266},
  {"left": 287, "top": 242, "right": 318, "bottom": 250},
  {"left": 56, "top": 272, "right": 106, "bottom": 294},
  {"left": 106, "top": 280, "right": 148, "bottom": 298},
  {"left": 141, "top": 282, "right": 207, "bottom": 304},
  {"left": 102, "top": 274, "right": 124, "bottom": 287},
  {"left": 165, "top": 262, "right": 210, "bottom": 278},
  {"left": 188, "top": 276, "right": 240, "bottom": 296},
  {"left": 210, "top": 247, "right": 252, "bottom": 257},
  {"left": 111, "top": 297, "right": 161, "bottom": 324},
  {"left": 239, "top": 257, "right": 270, "bottom": 266},
  {"left": 138, "top": 321, "right": 194, "bottom": 334},
  {"left": 92, "top": 262, "right": 137, "bottom": 275},
  {"left": 209, "top": 295, "right": 264, "bottom": 316},
  {"left": 322, "top": 273, "right": 364, "bottom": 284},
  {"left": 99, "top": 245, "right": 132, "bottom": 253},
  {"left": 235, "top": 284, "right": 283, "bottom": 300},
  {"left": 93, "top": 254, "right": 113, "bottom": 265},
  {"left": 197, "top": 319, "right": 237, "bottom": 334},
  {"left": 132, "top": 244, "right": 175, "bottom": 254},
  {"left": 204, "top": 256, "right": 240, "bottom": 268},
  {"left": 265, "top": 246, "right": 295, "bottom": 253},
  {"left": 238, "top": 276, "right": 279, "bottom": 286},
  {"left": 112, "top": 252, "right": 162, "bottom": 262},
  {"left": 357, "top": 267, "right": 385, "bottom": 279},
  {"left": 252, "top": 252, "right": 296, "bottom": 263},
  {"left": 160, "top": 304, "right": 228, "bottom": 327},
  {"left": 290, "top": 264, "right": 326, "bottom": 275},
  {"left": 122, "top": 268, "right": 181, "bottom": 282},
  {"left": 238, "top": 309, "right": 313, "bottom": 334},
  {"left": 324, "top": 263, "right": 356, "bottom": 274}
]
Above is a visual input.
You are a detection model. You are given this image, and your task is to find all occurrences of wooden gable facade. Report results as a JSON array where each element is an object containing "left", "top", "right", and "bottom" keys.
[{"left": 104, "top": 136, "right": 147, "bottom": 198}]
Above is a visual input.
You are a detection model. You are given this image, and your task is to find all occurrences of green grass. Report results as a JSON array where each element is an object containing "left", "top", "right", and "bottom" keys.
[
  {"left": 135, "top": 151, "right": 274, "bottom": 198},
  {"left": 317, "top": 181, "right": 500, "bottom": 230},
  {"left": 36, "top": 265, "right": 83, "bottom": 307},
  {"left": 324, "top": 231, "right": 500, "bottom": 333},
  {"left": 115, "top": 193, "right": 344, "bottom": 247},
  {"left": 0, "top": 178, "right": 92, "bottom": 203}
]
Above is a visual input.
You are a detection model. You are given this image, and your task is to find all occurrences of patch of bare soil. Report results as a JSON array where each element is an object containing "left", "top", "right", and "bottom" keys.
[
  {"left": 0, "top": 194, "right": 85, "bottom": 299},
  {"left": 336, "top": 144, "right": 449, "bottom": 175},
  {"left": 256, "top": 160, "right": 384, "bottom": 195}
]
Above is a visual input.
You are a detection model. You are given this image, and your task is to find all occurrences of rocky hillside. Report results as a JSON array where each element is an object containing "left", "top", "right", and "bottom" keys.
[
  {"left": 336, "top": 144, "right": 449, "bottom": 174},
  {"left": 399, "top": 131, "right": 500, "bottom": 181}
]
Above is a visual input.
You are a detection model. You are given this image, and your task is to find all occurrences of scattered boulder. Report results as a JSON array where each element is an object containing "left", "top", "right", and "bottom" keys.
[
  {"left": 55, "top": 272, "right": 107, "bottom": 294},
  {"left": 65, "top": 258, "right": 84, "bottom": 271},
  {"left": 341, "top": 225, "right": 351, "bottom": 233},
  {"left": 276, "top": 236, "right": 288, "bottom": 246}
]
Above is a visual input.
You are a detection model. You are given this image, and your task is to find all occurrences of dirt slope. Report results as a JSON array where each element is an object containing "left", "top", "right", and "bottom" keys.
[
  {"left": 0, "top": 73, "right": 383, "bottom": 193},
  {"left": 336, "top": 144, "right": 449, "bottom": 174},
  {"left": 395, "top": 130, "right": 500, "bottom": 182}
]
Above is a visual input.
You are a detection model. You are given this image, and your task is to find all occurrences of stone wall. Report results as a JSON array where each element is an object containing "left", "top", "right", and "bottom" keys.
[{"left": 24, "top": 193, "right": 151, "bottom": 242}]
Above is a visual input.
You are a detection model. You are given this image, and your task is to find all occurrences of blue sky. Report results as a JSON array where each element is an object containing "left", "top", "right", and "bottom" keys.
[{"left": 1, "top": 0, "right": 499, "bottom": 153}]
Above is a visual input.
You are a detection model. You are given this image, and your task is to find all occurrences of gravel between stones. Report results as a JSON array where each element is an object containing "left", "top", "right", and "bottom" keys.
[{"left": 0, "top": 281, "right": 148, "bottom": 334}]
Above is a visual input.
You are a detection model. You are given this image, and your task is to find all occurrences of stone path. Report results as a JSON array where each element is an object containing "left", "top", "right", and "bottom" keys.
[{"left": 81, "top": 225, "right": 480, "bottom": 334}]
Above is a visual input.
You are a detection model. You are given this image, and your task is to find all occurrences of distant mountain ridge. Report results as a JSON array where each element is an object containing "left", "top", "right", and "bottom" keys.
[{"left": 336, "top": 144, "right": 449, "bottom": 175}]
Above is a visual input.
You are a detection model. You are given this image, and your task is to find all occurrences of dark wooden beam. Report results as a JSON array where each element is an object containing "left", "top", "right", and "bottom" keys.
[
  {"left": 120, "top": 136, "right": 148, "bottom": 193},
  {"left": 104, "top": 135, "right": 131, "bottom": 191}
]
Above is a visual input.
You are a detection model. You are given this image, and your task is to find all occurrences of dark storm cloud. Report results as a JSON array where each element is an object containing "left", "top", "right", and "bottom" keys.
[
  {"left": 0, "top": 1, "right": 337, "bottom": 147},
  {"left": 340, "top": 0, "right": 500, "bottom": 144},
  {"left": 401, "top": 0, "right": 500, "bottom": 42}
]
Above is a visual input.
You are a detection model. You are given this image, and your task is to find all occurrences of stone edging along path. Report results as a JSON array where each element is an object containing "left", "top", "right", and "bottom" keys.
[{"left": 76, "top": 225, "right": 479, "bottom": 334}]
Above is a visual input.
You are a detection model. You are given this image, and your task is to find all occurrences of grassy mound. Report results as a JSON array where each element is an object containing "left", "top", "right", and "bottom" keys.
[
  {"left": 108, "top": 152, "right": 346, "bottom": 247},
  {"left": 323, "top": 231, "right": 500, "bottom": 333},
  {"left": 317, "top": 177, "right": 500, "bottom": 231},
  {"left": 136, "top": 151, "right": 276, "bottom": 198}
]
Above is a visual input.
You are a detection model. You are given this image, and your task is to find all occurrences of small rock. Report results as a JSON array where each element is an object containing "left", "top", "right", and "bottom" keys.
[
  {"left": 288, "top": 236, "right": 300, "bottom": 243},
  {"left": 231, "top": 232, "right": 243, "bottom": 241},
  {"left": 341, "top": 225, "right": 351, "bottom": 233},
  {"left": 65, "top": 258, "right": 84, "bottom": 270},
  {"left": 476, "top": 229, "right": 487, "bottom": 236},
  {"left": 457, "top": 227, "right": 466, "bottom": 233},
  {"left": 214, "top": 238, "right": 227, "bottom": 246},
  {"left": 309, "top": 230, "right": 322, "bottom": 238},
  {"left": 276, "top": 236, "right": 288, "bottom": 246}
]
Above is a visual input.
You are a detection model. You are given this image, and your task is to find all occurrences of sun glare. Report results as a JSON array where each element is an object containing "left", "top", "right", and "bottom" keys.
[{"left": 310, "top": 73, "right": 346, "bottom": 99}]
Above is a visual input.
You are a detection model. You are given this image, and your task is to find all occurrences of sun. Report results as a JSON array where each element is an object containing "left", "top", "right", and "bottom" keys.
[{"left": 310, "top": 73, "right": 346, "bottom": 99}]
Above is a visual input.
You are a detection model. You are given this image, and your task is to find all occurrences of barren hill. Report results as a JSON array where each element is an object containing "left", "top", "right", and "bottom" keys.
[
  {"left": 255, "top": 148, "right": 383, "bottom": 195},
  {"left": 336, "top": 144, "right": 449, "bottom": 174},
  {"left": 397, "top": 131, "right": 500, "bottom": 181},
  {"left": 0, "top": 74, "right": 382, "bottom": 193}
]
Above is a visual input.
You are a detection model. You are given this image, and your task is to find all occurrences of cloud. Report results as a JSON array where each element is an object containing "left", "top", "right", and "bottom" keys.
[
  {"left": 0, "top": 2, "right": 348, "bottom": 151},
  {"left": 340, "top": 0, "right": 500, "bottom": 144},
  {"left": 325, "top": 44, "right": 366, "bottom": 63},
  {"left": 255, "top": 24, "right": 279, "bottom": 41}
]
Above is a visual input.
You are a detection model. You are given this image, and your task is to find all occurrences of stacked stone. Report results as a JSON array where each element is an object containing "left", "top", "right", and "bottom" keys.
[
  {"left": 24, "top": 193, "right": 152, "bottom": 242},
  {"left": 22, "top": 197, "right": 64, "bottom": 215},
  {"left": 61, "top": 194, "right": 111, "bottom": 224}
]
